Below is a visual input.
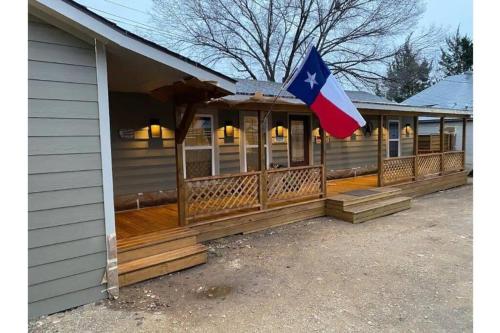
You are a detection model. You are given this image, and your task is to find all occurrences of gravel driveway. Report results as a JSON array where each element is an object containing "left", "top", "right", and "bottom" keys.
[{"left": 29, "top": 182, "right": 473, "bottom": 332}]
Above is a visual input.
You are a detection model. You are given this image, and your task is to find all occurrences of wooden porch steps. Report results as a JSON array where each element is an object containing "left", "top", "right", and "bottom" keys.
[
  {"left": 117, "top": 227, "right": 207, "bottom": 286},
  {"left": 326, "top": 187, "right": 412, "bottom": 223}
]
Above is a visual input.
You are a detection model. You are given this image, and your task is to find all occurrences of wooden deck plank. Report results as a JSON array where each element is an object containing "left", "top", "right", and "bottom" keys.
[{"left": 115, "top": 175, "right": 379, "bottom": 241}]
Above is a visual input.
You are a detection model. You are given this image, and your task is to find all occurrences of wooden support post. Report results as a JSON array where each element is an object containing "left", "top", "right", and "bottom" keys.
[
  {"left": 462, "top": 117, "right": 467, "bottom": 170},
  {"left": 258, "top": 111, "right": 268, "bottom": 210},
  {"left": 413, "top": 116, "right": 419, "bottom": 180},
  {"left": 440, "top": 117, "right": 445, "bottom": 174},
  {"left": 174, "top": 107, "right": 189, "bottom": 226},
  {"left": 377, "top": 115, "right": 384, "bottom": 187},
  {"left": 320, "top": 127, "right": 327, "bottom": 197}
]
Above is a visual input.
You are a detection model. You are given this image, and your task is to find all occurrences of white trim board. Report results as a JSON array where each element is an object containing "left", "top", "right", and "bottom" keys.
[
  {"left": 30, "top": 0, "right": 236, "bottom": 93},
  {"left": 95, "top": 40, "right": 118, "bottom": 298}
]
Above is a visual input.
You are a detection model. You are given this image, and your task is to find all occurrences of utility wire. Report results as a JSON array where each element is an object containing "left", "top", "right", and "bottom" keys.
[
  {"left": 102, "top": 0, "right": 152, "bottom": 16},
  {"left": 81, "top": 4, "right": 183, "bottom": 40}
]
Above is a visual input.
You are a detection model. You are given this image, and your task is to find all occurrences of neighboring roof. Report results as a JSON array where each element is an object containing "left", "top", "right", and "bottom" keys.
[
  {"left": 403, "top": 72, "right": 473, "bottom": 111},
  {"left": 235, "top": 79, "right": 397, "bottom": 104},
  {"left": 215, "top": 79, "right": 472, "bottom": 118},
  {"left": 29, "top": 0, "right": 236, "bottom": 92}
]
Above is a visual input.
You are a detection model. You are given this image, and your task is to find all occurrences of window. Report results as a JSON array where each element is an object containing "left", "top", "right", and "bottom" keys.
[
  {"left": 388, "top": 120, "right": 400, "bottom": 158},
  {"left": 243, "top": 115, "right": 268, "bottom": 171},
  {"left": 184, "top": 115, "right": 214, "bottom": 178}
]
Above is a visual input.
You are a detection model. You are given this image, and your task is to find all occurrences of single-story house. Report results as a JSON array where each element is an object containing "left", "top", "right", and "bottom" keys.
[
  {"left": 28, "top": 0, "right": 473, "bottom": 318},
  {"left": 403, "top": 71, "right": 473, "bottom": 169}
]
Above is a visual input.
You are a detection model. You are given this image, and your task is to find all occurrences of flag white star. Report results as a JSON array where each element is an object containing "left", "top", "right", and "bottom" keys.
[{"left": 304, "top": 71, "right": 318, "bottom": 89}]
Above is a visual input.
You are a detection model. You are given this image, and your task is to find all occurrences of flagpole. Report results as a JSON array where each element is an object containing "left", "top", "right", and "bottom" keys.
[{"left": 262, "top": 42, "right": 315, "bottom": 123}]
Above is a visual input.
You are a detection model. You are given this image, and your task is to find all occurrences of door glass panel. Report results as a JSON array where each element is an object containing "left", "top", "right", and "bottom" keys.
[
  {"left": 244, "top": 115, "right": 267, "bottom": 171},
  {"left": 389, "top": 122, "right": 399, "bottom": 140},
  {"left": 246, "top": 147, "right": 259, "bottom": 172},
  {"left": 244, "top": 116, "right": 258, "bottom": 146},
  {"left": 389, "top": 141, "right": 399, "bottom": 158},
  {"left": 185, "top": 150, "right": 212, "bottom": 178},
  {"left": 291, "top": 120, "right": 305, "bottom": 162}
]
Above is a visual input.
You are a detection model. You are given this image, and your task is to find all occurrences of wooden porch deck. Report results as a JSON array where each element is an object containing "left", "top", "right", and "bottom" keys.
[{"left": 115, "top": 174, "right": 378, "bottom": 240}]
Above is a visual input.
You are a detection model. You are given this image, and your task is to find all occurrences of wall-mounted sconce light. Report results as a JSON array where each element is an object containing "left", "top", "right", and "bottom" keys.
[
  {"left": 149, "top": 118, "right": 161, "bottom": 139},
  {"left": 224, "top": 120, "right": 234, "bottom": 143},
  {"left": 404, "top": 123, "right": 411, "bottom": 136},
  {"left": 362, "top": 121, "right": 373, "bottom": 136},
  {"left": 275, "top": 121, "right": 284, "bottom": 138}
]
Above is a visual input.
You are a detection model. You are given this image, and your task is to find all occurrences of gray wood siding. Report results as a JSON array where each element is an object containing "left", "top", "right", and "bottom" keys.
[
  {"left": 28, "top": 16, "right": 107, "bottom": 318},
  {"left": 109, "top": 93, "right": 177, "bottom": 196},
  {"left": 313, "top": 115, "right": 416, "bottom": 174}
]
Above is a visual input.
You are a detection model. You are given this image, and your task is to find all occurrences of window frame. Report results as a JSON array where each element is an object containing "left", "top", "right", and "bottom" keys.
[
  {"left": 182, "top": 114, "right": 215, "bottom": 178},
  {"left": 387, "top": 119, "right": 401, "bottom": 158}
]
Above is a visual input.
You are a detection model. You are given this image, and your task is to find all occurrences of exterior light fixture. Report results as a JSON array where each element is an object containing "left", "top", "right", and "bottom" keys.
[
  {"left": 275, "top": 121, "right": 284, "bottom": 138},
  {"left": 404, "top": 123, "right": 411, "bottom": 136},
  {"left": 149, "top": 118, "right": 161, "bottom": 139},
  {"left": 224, "top": 120, "right": 234, "bottom": 143}
]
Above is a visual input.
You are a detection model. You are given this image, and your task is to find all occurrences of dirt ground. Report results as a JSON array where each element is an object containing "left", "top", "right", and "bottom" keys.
[{"left": 29, "top": 182, "right": 473, "bottom": 332}]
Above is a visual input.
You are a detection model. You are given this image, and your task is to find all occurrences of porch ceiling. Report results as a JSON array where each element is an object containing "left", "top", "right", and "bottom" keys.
[{"left": 106, "top": 46, "right": 187, "bottom": 93}]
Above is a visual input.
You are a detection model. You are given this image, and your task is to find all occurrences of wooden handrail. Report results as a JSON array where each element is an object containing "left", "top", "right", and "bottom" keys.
[
  {"left": 267, "top": 165, "right": 323, "bottom": 173},
  {"left": 185, "top": 171, "right": 261, "bottom": 183}
]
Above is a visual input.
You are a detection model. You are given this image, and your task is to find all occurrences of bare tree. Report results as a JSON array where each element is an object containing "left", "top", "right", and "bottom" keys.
[{"left": 150, "top": 0, "right": 428, "bottom": 88}]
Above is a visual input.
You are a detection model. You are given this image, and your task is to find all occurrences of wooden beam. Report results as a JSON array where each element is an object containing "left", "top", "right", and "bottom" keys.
[
  {"left": 174, "top": 108, "right": 187, "bottom": 226},
  {"left": 440, "top": 117, "right": 445, "bottom": 174},
  {"left": 320, "top": 127, "right": 327, "bottom": 198},
  {"left": 439, "top": 117, "right": 445, "bottom": 152},
  {"left": 258, "top": 110, "right": 268, "bottom": 210},
  {"left": 462, "top": 117, "right": 467, "bottom": 169},
  {"left": 175, "top": 104, "right": 197, "bottom": 144},
  {"left": 377, "top": 115, "right": 384, "bottom": 187},
  {"left": 413, "top": 116, "right": 419, "bottom": 155},
  {"left": 413, "top": 116, "right": 419, "bottom": 180},
  {"left": 462, "top": 118, "right": 467, "bottom": 151}
]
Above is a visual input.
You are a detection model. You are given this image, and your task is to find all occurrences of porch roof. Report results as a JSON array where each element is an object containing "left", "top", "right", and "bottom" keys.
[{"left": 213, "top": 79, "right": 473, "bottom": 118}]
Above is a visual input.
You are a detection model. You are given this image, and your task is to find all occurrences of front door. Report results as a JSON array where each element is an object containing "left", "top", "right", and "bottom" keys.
[{"left": 289, "top": 115, "right": 310, "bottom": 167}]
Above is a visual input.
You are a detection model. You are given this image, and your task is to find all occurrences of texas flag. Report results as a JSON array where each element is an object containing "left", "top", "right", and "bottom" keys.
[{"left": 286, "top": 46, "right": 366, "bottom": 139}]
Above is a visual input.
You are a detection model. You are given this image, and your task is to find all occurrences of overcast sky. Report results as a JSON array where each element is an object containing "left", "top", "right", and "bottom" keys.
[
  {"left": 76, "top": 0, "right": 473, "bottom": 37},
  {"left": 75, "top": 0, "right": 472, "bottom": 82}
]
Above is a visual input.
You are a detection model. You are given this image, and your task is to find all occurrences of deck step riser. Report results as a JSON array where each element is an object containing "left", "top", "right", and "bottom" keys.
[
  {"left": 351, "top": 199, "right": 411, "bottom": 224},
  {"left": 119, "top": 252, "right": 208, "bottom": 287},
  {"left": 118, "top": 236, "right": 198, "bottom": 264},
  {"left": 328, "top": 189, "right": 402, "bottom": 209},
  {"left": 326, "top": 191, "right": 412, "bottom": 224}
]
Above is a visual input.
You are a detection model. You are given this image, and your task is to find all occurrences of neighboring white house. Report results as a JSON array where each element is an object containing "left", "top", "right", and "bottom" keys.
[{"left": 403, "top": 72, "right": 473, "bottom": 170}]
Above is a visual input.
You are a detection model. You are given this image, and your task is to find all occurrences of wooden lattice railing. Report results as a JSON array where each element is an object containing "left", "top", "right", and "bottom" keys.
[
  {"left": 382, "top": 156, "right": 415, "bottom": 185},
  {"left": 267, "top": 165, "right": 323, "bottom": 204},
  {"left": 443, "top": 151, "right": 465, "bottom": 173},
  {"left": 185, "top": 171, "right": 260, "bottom": 221},
  {"left": 381, "top": 151, "right": 464, "bottom": 185},
  {"left": 417, "top": 153, "right": 442, "bottom": 178}
]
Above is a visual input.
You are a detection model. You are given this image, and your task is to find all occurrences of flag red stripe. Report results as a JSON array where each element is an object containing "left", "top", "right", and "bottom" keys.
[{"left": 310, "top": 92, "right": 361, "bottom": 139}]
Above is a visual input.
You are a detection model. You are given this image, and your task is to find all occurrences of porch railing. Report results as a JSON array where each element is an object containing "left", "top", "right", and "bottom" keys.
[
  {"left": 267, "top": 165, "right": 323, "bottom": 204},
  {"left": 184, "top": 165, "right": 324, "bottom": 222},
  {"left": 185, "top": 171, "right": 261, "bottom": 221},
  {"left": 381, "top": 151, "right": 465, "bottom": 186},
  {"left": 443, "top": 151, "right": 465, "bottom": 173}
]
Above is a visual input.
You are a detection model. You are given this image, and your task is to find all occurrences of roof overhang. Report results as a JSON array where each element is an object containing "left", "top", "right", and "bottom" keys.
[
  {"left": 28, "top": 0, "right": 236, "bottom": 94},
  {"left": 211, "top": 94, "right": 473, "bottom": 118}
]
